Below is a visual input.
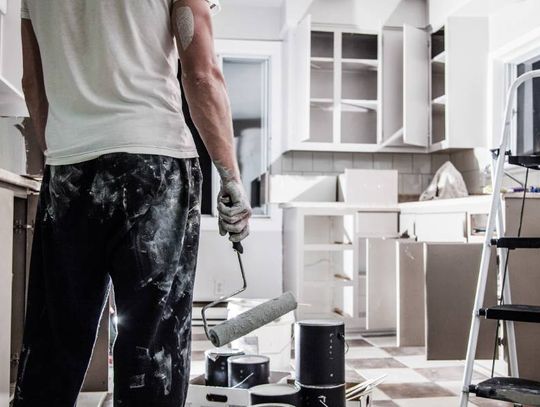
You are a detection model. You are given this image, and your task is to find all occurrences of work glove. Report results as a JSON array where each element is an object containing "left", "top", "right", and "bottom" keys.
[{"left": 217, "top": 179, "right": 252, "bottom": 243}]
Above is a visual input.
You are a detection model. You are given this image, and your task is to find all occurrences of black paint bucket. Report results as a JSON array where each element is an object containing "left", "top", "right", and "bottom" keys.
[
  {"left": 250, "top": 383, "right": 301, "bottom": 406},
  {"left": 295, "top": 320, "right": 345, "bottom": 386},
  {"left": 298, "top": 383, "right": 346, "bottom": 407},
  {"left": 228, "top": 355, "right": 270, "bottom": 389},
  {"left": 205, "top": 348, "right": 245, "bottom": 387}
]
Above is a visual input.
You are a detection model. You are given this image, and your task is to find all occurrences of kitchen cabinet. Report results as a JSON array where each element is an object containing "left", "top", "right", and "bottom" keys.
[
  {"left": 286, "top": 9, "right": 489, "bottom": 154},
  {"left": 428, "top": 16, "right": 489, "bottom": 151},
  {"left": 0, "top": 187, "right": 14, "bottom": 406},
  {"left": 282, "top": 202, "right": 398, "bottom": 330},
  {"left": 399, "top": 196, "right": 491, "bottom": 242},
  {"left": 287, "top": 16, "right": 382, "bottom": 153},
  {"left": 0, "top": 0, "right": 27, "bottom": 117}
]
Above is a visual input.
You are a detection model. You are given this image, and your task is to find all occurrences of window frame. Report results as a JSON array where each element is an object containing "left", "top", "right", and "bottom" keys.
[{"left": 211, "top": 39, "right": 283, "bottom": 218}]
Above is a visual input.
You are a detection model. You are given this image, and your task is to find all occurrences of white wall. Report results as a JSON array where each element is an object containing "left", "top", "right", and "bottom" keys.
[
  {"left": 428, "top": 0, "right": 471, "bottom": 31},
  {"left": 309, "top": 0, "right": 401, "bottom": 31},
  {"left": 194, "top": 205, "right": 283, "bottom": 301},
  {"left": 489, "top": 0, "right": 540, "bottom": 53},
  {"left": 213, "top": 4, "right": 284, "bottom": 40}
]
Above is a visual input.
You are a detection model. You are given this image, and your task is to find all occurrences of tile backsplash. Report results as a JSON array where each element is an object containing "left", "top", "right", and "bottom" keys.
[
  {"left": 271, "top": 151, "right": 455, "bottom": 197},
  {"left": 271, "top": 149, "right": 503, "bottom": 198}
]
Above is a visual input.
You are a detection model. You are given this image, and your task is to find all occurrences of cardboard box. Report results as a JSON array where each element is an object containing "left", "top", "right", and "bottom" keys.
[
  {"left": 186, "top": 372, "right": 291, "bottom": 407},
  {"left": 187, "top": 372, "right": 373, "bottom": 407}
]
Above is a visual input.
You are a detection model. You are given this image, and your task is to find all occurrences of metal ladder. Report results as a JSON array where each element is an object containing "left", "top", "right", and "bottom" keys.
[{"left": 460, "top": 70, "right": 540, "bottom": 406}]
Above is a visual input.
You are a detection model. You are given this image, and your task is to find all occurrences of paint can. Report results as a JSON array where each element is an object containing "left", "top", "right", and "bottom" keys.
[
  {"left": 298, "top": 383, "right": 346, "bottom": 407},
  {"left": 250, "top": 383, "right": 301, "bottom": 406},
  {"left": 228, "top": 354, "right": 270, "bottom": 389},
  {"left": 295, "top": 320, "right": 345, "bottom": 386},
  {"left": 205, "top": 348, "right": 245, "bottom": 387}
]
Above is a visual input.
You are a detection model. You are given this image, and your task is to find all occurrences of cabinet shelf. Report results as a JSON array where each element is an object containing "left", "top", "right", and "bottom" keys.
[
  {"left": 310, "top": 98, "right": 333, "bottom": 110},
  {"left": 304, "top": 243, "right": 354, "bottom": 251},
  {"left": 432, "top": 51, "right": 446, "bottom": 64},
  {"left": 341, "top": 99, "right": 378, "bottom": 111},
  {"left": 342, "top": 58, "right": 378, "bottom": 71},
  {"left": 304, "top": 279, "right": 354, "bottom": 287},
  {"left": 311, "top": 57, "right": 334, "bottom": 70},
  {"left": 432, "top": 94, "right": 447, "bottom": 106}
]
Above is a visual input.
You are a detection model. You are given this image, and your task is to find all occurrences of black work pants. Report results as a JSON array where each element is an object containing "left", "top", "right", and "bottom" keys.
[{"left": 13, "top": 154, "right": 202, "bottom": 407}]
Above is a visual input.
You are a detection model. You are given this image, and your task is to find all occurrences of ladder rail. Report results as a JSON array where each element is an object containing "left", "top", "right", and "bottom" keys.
[
  {"left": 497, "top": 200, "right": 519, "bottom": 378},
  {"left": 460, "top": 69, "right": 540, "bottom": 407}
]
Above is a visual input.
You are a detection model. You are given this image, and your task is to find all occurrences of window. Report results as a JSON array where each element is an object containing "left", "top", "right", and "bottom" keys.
[
  {"left": 516, "top": 56, "right": 540, "bottom": 155},
  {"left": 221, "top": 58, "right": 269, "bottom": 216},
  {"left": 179, "top": 41, "right": 280, "bottom": 218}
]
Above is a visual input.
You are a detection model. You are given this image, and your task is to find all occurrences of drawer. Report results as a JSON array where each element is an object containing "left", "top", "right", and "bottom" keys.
[
  {"left": 356, "top": 212, "right": 398, "bottom": 237},
  {"left": 414, "top": 212, "right": 467, "bottom": 242}
]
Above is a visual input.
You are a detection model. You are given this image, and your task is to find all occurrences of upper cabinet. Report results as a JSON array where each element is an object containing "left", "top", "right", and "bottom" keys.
[
  {"left": 0, "top": 0, "right": 27, "bottom": 117},
  {"left": 288, "top": 16, "right": 381, "bottom": 152},
  {"left": 429, "top": 16, "right": 489, "bottom": 151}
]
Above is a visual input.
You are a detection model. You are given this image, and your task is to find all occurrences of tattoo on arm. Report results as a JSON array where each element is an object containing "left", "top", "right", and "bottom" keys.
[{"left": 176, "top": 6, "right": 195, "bottom": 50}]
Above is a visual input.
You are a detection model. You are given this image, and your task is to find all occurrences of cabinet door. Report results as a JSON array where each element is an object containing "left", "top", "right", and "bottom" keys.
[
  {"left": 291, "top": 15, "right": 311, "bottom": 145},
  {"left": 403, "top": 25, "right": 429, "bottom": 147},
  {"left": 0, "top": 188, "right": 13, "bottom": 405},
  {"left": 381, "top": 27, "right": 404, "bottom": 143},
  {"left": 446, "top": 16, "right": 489, "bottom": 149},
  {"left": 0, "top": 0, "right": 27, "bottom": 116}
]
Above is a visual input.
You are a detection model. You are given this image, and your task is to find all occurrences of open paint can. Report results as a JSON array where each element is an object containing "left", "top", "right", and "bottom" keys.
[
  {"left": 228, "top": 355, "right": 270, "bottom": 389},
  {"left": 295, "top": 320, "right": 345, "bottom": 386},
  {"left": 250, "top": 383, "right": 301, "bottom": 406},
  {"left": 205, "top": 348, "right": 245, "bottom": 387},
  {"left": 298, "top": 383, "right": 346, "bottom": 407}
]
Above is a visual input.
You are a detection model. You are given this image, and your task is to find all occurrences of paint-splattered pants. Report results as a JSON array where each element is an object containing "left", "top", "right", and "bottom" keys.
[{"left": 14, "top": 154, "right": 202, "bottom": 407}]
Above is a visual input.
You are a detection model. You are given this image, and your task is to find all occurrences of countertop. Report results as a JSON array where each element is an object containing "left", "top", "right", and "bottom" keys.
[
  {"left": 398, "top": 195, "right": 491, "bottom": 214},
  {"left": 279, "top": 201, "right": 399, "bottom": 212}
]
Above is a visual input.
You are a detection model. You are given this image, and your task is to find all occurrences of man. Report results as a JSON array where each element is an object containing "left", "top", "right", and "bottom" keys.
[{"left": 16, "top": 0, "right": 251, "bottom": 406}]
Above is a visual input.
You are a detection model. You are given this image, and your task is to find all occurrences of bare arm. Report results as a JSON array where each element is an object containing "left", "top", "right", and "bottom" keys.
[
  {"left": 172, "top": 0, "right": 251, "bottom": 242},
  {"left": 21, "top": 19, "right": 48, "bottom": 152}
]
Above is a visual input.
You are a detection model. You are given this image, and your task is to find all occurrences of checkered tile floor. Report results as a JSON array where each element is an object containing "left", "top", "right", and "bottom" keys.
[
  {"left": 189, "top": 327, "right": 513, "bottom": 407},
  {"left": 100, "top": 326, "right": 514, "bottom": 406}
]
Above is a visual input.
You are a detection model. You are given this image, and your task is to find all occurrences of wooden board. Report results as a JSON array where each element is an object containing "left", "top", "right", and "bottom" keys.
[
  {"left": 397, "top": 241, "right": 426, "bottom": 347},
  {"left": 425, "top": 243, "right": 497, "bottom": 360}
]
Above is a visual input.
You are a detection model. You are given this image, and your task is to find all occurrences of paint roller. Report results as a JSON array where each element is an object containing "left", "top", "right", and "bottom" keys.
[{"left": 202, "top": 241, "right": 297, "bottom": 347}]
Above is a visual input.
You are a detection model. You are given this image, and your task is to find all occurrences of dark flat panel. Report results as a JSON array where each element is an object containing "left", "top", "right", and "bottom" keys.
[{"left": 425, "top": 243, "right": 497, "bottom": 360}]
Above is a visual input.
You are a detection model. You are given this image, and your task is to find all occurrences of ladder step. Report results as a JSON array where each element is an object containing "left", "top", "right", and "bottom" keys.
[
  {"left": 509, "top": 154, "right": 540, "bottom": 170},
  {"left": 479, "top": 304, "right": 540, "bottom": 323},
  {"left": 469, "top": 377, "right": 540, "bottom": 405},
  {"left": 491, "top": 237, "right": 540, "bottom": 249}
]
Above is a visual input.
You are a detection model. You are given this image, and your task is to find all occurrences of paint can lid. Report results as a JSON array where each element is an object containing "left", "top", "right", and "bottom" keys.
[
  {"left": 252, "top": 404, "right": 295, "bottom": 407},
  {"left": 297, "top": 319, "right": 344, "bottom": 327},
  {"left": 250, "top": 383, "right": 300, "bottom": 396},
  {"left": 253, "top": 404, "right": 295, "bottom": 407},
  {"left": 228, "top": 355, "right": 270, "bottom": 365}
]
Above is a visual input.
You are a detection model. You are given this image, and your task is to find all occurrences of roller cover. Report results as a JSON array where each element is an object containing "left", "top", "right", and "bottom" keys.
[{"left": 208, "top": 292, "right": 297, "bottom": 347}]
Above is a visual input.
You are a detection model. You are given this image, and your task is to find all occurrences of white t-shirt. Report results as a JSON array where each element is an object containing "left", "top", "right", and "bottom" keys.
[{"left": 21, "top": 0, "right": 220, "bottom": 165}]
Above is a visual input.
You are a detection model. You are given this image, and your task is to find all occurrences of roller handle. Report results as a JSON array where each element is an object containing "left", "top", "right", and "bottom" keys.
[
  {"left": 222, "top": 195, "right": 244, "bottom": 254},
  {"left": 233, "top": 241, "right": 243, "bottom": 254}
]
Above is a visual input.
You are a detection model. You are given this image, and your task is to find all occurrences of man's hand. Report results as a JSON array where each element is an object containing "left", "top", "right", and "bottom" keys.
[{"left": 217, "top": 179, "right": 251, "bottom": 242}]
